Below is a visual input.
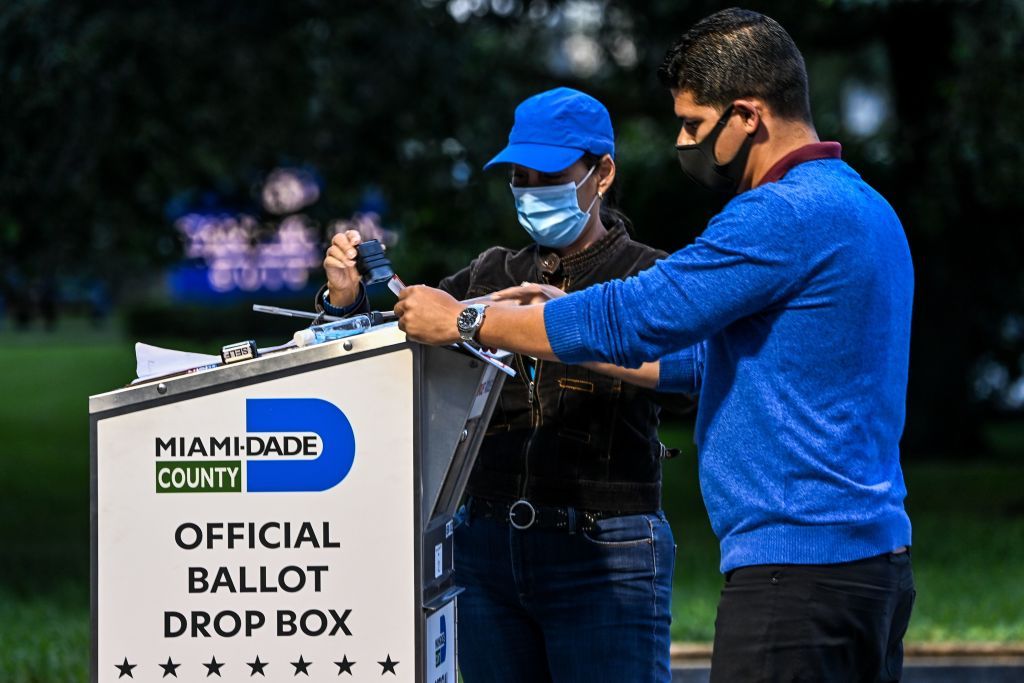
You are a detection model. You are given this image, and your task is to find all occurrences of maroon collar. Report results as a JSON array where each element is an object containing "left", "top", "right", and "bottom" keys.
[{"left": 757, "top": 142, "right": 842, "bottom": 187}]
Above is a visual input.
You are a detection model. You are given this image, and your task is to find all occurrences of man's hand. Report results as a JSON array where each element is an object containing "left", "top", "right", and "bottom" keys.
[
  {"left": 394, "top": 285, "right": 464, "bottom": 345},
  {"left": 489, "top": 282, "right": 566, "bottom": 306},
  {"left": 323, "top": 230, "right": 363, "bottom": 307}
]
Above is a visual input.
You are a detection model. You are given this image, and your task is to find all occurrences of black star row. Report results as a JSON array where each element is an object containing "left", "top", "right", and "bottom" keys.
[{"left": 115, "top": 654, "right": 400, "bottom": 678}]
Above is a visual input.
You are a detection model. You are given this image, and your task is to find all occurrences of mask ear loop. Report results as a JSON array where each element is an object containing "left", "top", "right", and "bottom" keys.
[
  {"left": 578, "top": 164, "right": 601, "bottom": 214},
  {"left": 674, "top": 103, "right": 736, "bottom": 153},
  {"left": 714, "top": 104, "right": 736, "bottom": 131},
  {"left": 574, "top": 164, "right": 597, "bottom": 189}
]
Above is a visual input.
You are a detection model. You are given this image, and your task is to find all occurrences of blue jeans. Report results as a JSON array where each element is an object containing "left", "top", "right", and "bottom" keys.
[{"left": 454, "top": 506, "right": 676, "bottom": 682}]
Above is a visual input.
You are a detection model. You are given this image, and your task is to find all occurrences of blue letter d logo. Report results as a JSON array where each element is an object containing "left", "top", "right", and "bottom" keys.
[{"left": 245, "top": 398, "right": 355, "bottom": 492}]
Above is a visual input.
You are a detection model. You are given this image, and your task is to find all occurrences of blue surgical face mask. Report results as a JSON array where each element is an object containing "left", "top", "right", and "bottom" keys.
[{"left": 510, "top": 165, "right": 598, "bottom": 248}]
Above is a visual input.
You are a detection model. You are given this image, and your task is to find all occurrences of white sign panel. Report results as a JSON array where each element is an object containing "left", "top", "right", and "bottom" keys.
[
  {"left": 424, "top": 601, "right": 455, "bottom": 683},
  {"left": 96, "top": 350, "right": 416, "bottom": 681}
]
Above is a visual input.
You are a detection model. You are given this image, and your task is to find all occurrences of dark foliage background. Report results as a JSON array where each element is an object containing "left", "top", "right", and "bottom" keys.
[{"left": 2, "top": 0, "right": 1023, "bottom": 455}]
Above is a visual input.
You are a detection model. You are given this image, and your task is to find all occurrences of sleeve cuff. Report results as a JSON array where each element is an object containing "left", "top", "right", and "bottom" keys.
[
  {"left": 657, "top": 345, "right": 702, "bottom": 394},
  {"left": 322, "top": 284, "right": 369, "bottom": 317},
  {"left": 543, "top": 295, "right": 592, "bottom": 363}
]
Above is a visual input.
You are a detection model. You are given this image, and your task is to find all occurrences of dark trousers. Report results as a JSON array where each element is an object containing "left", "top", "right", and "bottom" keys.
[{"left": 710, "top": 551, "right": 916, "bottom": 683}]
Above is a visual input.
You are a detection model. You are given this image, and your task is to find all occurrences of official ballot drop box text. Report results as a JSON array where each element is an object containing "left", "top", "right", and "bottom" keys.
[{"left": 89, "top": 324, "right": 506, "bottom": 682}]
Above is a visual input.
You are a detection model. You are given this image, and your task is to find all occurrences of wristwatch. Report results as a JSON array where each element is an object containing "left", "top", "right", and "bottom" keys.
[{"left": 457, "top": 304, "right": 488, "bottom": 342}]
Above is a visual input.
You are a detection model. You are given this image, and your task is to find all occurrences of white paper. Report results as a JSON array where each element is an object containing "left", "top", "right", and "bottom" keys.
[
  {"left": 468, "top": 364, "right": 499, "bottom": 420},
  {"left": 134, "top": 342, "right": 220, "bottom": 381},
  {"left": 388, "top": 274, "right": 407, "bottom": 296}
]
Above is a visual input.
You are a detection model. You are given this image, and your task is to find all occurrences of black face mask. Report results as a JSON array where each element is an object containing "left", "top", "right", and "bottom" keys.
[{"left": 675, "top": 104, "right": 755, "bottom": 195}]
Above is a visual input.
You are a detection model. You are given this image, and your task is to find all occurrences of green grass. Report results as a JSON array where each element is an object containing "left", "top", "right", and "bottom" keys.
[
  {"left": 1, "top": 329, "right": 136, "bottom": 593},
  {"left": 1, "top": 318, "right": 1022, "bottom": 679},
  {"left": 897, "top": 461, "right": 1024, "bottom": 642},
  {"left": 0, "top": 321, "right": 135, "bottom": 681},
  {"left": 0, "top": 586, "right": 88, "bottom": 683},
  {"left": 657, "top": 424, "right": 1024, "bottom": 644}
]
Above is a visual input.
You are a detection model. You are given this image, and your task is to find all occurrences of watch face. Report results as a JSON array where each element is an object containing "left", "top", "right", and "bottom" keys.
[{"left": 458, "top": 307, "right": 478, "bottom": 332}]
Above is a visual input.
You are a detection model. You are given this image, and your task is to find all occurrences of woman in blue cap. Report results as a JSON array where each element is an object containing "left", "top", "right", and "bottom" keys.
[{"left": 321, "top": 87, "right": 677, "bottom": 681}]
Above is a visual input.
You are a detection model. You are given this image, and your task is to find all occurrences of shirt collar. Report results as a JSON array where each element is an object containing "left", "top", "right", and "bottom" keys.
[{"left": 756, "top": 141, "right": 842, "bottom": 187}]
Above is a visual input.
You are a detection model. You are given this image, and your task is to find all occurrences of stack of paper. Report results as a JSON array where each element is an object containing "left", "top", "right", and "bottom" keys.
[{"left": 134, "top": 343, "right": 220, "bottom": 382}]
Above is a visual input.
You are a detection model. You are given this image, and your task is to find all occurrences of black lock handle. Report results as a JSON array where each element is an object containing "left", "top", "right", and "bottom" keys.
[{"left": 354, "top": 239, "right": 395, "bottom": 286}]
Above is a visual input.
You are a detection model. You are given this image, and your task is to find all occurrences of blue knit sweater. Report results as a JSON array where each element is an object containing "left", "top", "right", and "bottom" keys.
[{"left": 544, "top": 158, "right": 914, "bottom": 572}]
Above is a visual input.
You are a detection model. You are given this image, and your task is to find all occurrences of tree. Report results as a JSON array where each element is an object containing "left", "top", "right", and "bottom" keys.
[{"left": 2, "top": 0, "right": 1021, "bottom": 454}]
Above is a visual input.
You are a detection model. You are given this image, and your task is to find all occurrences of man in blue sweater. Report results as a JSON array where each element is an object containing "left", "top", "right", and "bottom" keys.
[{"left": 396, "top": 8, "right": 915, "bottom": 681}]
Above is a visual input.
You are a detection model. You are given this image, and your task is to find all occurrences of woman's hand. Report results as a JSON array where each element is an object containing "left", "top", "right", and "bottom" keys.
[
  {"left": 488, "top": 282, "right": 567, "bottom": 306},
  {"left": 322, "top": 230, "right": 364, "bottom": 308}
]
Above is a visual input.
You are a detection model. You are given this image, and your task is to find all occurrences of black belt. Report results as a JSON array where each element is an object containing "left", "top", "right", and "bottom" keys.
[{"left": 468, "top": 497, "right": 628, "bottom": 534}]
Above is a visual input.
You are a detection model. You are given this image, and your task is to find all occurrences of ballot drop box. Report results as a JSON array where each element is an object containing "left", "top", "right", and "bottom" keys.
[{"left": 89, "top": 324, "right": 505, "bottom": 682}]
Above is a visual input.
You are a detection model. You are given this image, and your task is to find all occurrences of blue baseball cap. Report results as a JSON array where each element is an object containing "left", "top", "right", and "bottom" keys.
[{"left": 484, "top": 87, "right": 615, "bottom": 173}]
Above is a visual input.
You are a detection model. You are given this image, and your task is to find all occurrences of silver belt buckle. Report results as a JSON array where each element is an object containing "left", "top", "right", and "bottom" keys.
[{"left": 508, "top": 499, "right": 536, "bottom": 530}]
